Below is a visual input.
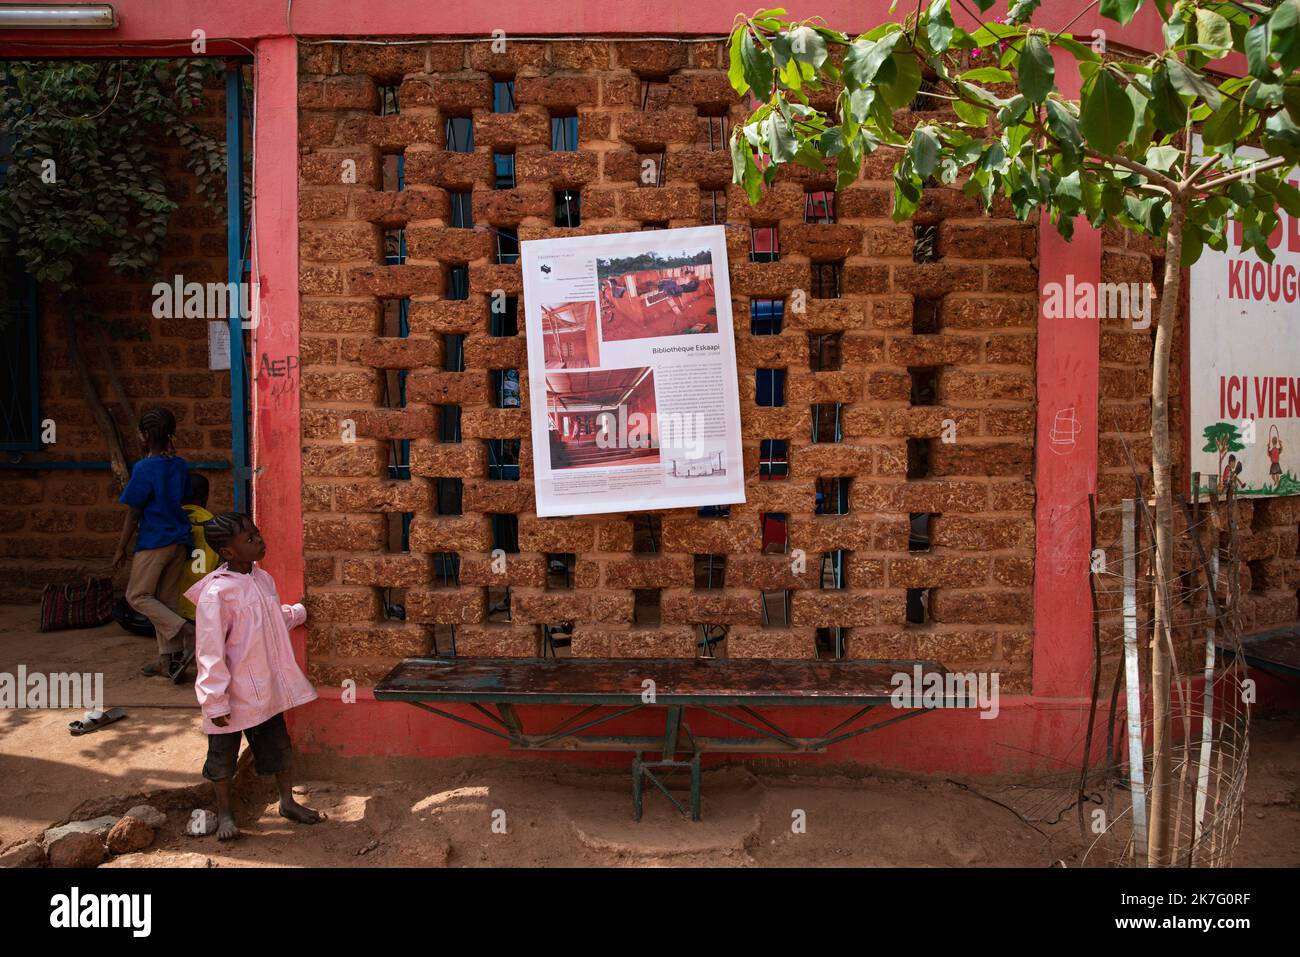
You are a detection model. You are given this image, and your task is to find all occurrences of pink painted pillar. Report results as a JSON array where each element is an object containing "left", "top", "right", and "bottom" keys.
[
  {"left": 250, "top": 37, "right": 306, "bottom": 655},
  {"left": 1031, "top": 51, "right": 1101, "bottom": 698}
]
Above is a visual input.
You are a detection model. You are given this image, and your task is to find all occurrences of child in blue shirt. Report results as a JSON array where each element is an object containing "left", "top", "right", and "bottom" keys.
[{"left": 112, "top": 407, "right": 196, "bottom": 680}]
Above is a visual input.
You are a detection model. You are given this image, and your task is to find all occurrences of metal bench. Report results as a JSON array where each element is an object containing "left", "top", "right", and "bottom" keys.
[{"left": 373, "top": 656, "right": 950, "bottom": 820}]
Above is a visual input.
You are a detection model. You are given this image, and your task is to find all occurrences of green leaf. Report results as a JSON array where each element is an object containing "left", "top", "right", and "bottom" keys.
[
  {"left": 1100, "top": 0, "right": 1142, "bottom": 27},
  {"left": 1181, "top": 220, "right": 1204, "bottom": 267},
  {"left": 1272, "top": 0, "right": 1300, "bottom": 70},
  {"left": 1018, "top": 35, "right": 1055, "bottom": 103},
  {"left": 1202, "top": 99, "right": 1246, "bottom": 146},
  {"left": 1056, "top": 169, "right": 1083, "bottom": 200},
  {"left": 911, "top": 126, "right": 942, "bottom": 178},
  {"left": 1285, "top": 85, "right": 1300, "bottom": 124},
  {"left": 1080, "top": 69, "right": 1134, "bottom": 156},
  {"left": 765, "top": 114, "right": 798, "bottom": 163},
  {"left": 1166, "top": 58, "right": 1222, "bottom": 111},
  {"left": 842, "top": 32, "right": 902, "bottom": 89},
  {"left": 1045, "top": 98, "right": 1083, "bottom": 164},
  {"left": 788, "top": 25, "right": 829, "bottom": 69},
  {"left": 926, "top": 0, "right": 955, "bottom": 52},
  {"left": 1163, "top": 12, "right": 1187, "bottom": 49},
  {"left": 1194, "top": 8, "right": 1233, "bottom": 57},
  {"left": 740, "top": 30, "right": 774, "bottom": 100},
  {"left": 953, "top": 98, "right": 990, "bottom": 127},
  {"left": 1053, "top": 34, "right": 1103, "bottom": 63},
  {"left": 1245, "top": 79, "right": 1285, "bottom": 108},
  {"left": 959, "top": 66, "right": 1013, "bottom": 83},
  {"left": 1245, "top": 22, "right": 1273, "bottom": 79},
  {"left": 1267, "top": 178, "right": 1300, "bottom": 217},
  {"left": 1150, "top": 64, "right": 1189, "bottom": 133},
  {"left": 880, "top": 51, "right": 923, "bottom": 108},
  {"left": 1144, "top": 144, "right": 1180, "bottom": 172},
  {"left": 893, "top": 166, "right": 922, "bottom": 220}
]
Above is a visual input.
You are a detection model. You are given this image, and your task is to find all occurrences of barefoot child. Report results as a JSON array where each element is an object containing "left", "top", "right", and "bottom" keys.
[
  {"left": 112, "top": 407, "right": 196, "bottom": 679},
  {"left": 183, "top": 512, "right": 321, "bottom": 841}
]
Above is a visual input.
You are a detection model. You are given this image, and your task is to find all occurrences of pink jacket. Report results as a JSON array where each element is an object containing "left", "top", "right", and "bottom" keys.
[{"left": 183, "top": 564, "right": 317, "bottom": 734}]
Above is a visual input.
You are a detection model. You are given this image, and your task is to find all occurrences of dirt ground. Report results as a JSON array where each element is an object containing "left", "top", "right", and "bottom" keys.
[{"left": 2, "top": 602, "right": 1296, "bottom": 867}]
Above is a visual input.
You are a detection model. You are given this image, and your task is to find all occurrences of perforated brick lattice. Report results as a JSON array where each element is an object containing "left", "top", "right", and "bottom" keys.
[{"left": 297, "top": 38, "right": 1041, "bottom": 688}]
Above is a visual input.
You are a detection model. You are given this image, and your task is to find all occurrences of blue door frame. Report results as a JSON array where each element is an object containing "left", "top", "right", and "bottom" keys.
[{"left": 226, "top": 64, "right": 251, "bottom": 511}]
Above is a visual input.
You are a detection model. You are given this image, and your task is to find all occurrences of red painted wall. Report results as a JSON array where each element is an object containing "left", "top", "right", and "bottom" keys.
[{"left": 2, "top": 0, "right": 1252, "bottom": 775}]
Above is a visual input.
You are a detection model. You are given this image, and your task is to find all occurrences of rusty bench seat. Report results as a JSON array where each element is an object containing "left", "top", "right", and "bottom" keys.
[{"left": 373, "top": 656, "right": 953, "bottom": 821}]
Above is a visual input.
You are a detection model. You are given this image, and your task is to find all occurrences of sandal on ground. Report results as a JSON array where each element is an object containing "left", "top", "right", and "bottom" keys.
[
  {"left": 170, "top": 651, "right": 195, "bottom": 684},
  {"left": 68, "top": 707, "right": 127, "bottom": 736},
  {"left": 140, "top": 659, "right": 170, "bottom": 677}
]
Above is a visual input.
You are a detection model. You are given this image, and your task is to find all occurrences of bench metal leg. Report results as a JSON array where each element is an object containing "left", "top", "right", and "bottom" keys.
[
  {"left": 663, "top": 705, "right": 681, "bottom": 760},
  {"left": 690, "top": 753, "right": 701, "bottom": 822},
  {"left": 632, "top": 752, "right": 644, "bottom": 822},
  {"left": 631, "top": 752, "right": 702, "bottom": 822}
]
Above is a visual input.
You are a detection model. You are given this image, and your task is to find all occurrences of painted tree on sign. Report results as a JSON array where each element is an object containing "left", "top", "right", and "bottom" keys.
[
  {"left": 1202, "top": 420, "right": 1246, "bottom": 476},
  {"left": 727, "top": 0, "right": 1300, "bottom": 867}
]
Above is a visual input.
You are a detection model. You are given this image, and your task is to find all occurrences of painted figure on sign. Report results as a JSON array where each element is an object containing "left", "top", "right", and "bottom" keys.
[
  {"left": 1222, "top": 453, "right": 1243, "bottom": 492},
  {"left": 1268, "top": 426, "right": 1284, "bottom": 490}
]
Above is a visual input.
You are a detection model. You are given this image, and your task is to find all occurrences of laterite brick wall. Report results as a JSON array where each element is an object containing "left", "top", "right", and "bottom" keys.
[
  {"left": 1093, "top": 226, "right": 1300, "bottom": 676},
  {"left": 297, "top": 37, "right": 1040, "bottom": 688},
  {"left": 0, "top": 81, "right": 233, "bottom": 601}
]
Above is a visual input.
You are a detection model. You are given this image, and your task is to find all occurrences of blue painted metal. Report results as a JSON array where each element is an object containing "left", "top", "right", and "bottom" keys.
[{"left": 225, "top": 64, "right": 250, "bottom": 512}]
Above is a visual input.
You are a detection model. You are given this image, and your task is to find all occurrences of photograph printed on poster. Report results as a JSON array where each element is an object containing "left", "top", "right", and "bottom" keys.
[
  {"left": 544, "top": 367, "right": 660, "bottom": 470},
  {"left": 596, "top": 247, "right": 718, "bottom": 341},
  {"left": 540, "top": 300, "right": 600, "bottom": 369}
]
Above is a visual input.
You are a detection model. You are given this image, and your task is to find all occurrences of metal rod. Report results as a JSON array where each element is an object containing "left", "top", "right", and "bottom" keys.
[
  {"left": 695, "top": 705, "right": 800, "bottom": 749},
  {"left": 641, "top": 765, "right": 689, "bottom": 817},
  {"left": 535, "top": 703, "right": 601, "bottom": 740},
  {"left": 1193, "top": 486, "right": 1219, "bottom": 852},
  {"left": 1121, "top": 498, "right": 1149, "bottom": 864},
  {"left": 818, "top": 704, "right": 874, "bottom": 739},
  {"left": 408, "top": 701, "right": 512, "bottom": 741},
  {"left": 531, "top": 702, "right": 646, "bottom": 747},
  {"left": 469, "top": 702, "right": 511, "bottom": 731},
  {"left": 737, "top": 704, "right": 793, "bottom": 740},
  {"left": 662, "top": 705, "right": 682, "bottom": 759},
  {"left": 818, "top": 704, "right": 931, "bottom": 749},
  {"left": 496, "top": 703, "right": 523, "bottom": 739}
]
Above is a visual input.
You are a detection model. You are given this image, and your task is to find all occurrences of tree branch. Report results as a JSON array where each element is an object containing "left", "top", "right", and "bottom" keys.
[
  {"left": 1180, "top": 152, "right": 1223, "bottom": 191},
  {"left": 1196, "top": 156, "right": 1294, "bottom": 193},
  {"left": 1084, "top": 148, "right": 1181, "bottom": 196}
]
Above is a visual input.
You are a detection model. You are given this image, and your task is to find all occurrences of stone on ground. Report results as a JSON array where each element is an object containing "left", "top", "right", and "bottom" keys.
[
  {"left": 107, "top": 816, "right": 155, "bottom": 854},
  {"left": 47, "top": 831, "right": 105, "bottom": 868}
]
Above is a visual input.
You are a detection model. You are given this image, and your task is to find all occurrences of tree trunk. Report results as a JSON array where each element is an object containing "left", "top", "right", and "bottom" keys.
[
  {"left": 68, "top": 315, "right": 131, "bottom": 491},
  {"left": 1147, "top": 200, "right": 1185, "bottom": 867}
]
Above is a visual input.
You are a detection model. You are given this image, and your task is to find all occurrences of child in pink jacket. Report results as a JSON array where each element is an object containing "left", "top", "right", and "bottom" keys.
[{"left": 183, "top": 511, "right": 321, "bottom": 841}]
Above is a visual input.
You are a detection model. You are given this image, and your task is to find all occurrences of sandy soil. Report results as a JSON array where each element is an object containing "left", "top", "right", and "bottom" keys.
[{"left": 2, "top": 603, "right": 1296, "bottom": 868}]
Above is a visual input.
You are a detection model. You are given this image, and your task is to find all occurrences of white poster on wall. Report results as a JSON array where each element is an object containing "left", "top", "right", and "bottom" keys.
[
  {"left": 207, "top": 320, "right": 231, "bottom": 371},
  {"left": 520, "top": 225, "right": 746, "bottom": 517},
  {"left": 1190, "top": 136, "right": 1300, "bottom": 497}
]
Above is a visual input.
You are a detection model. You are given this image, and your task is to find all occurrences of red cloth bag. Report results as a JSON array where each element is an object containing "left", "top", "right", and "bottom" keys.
[{"left": 39, "top": 577, "right": 114, "bottom": 632}]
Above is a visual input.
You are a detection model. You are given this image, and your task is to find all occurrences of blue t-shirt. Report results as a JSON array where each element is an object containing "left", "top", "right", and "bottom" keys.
[{"left": 119, "top": 455, "right": 194, "bottom": 552}]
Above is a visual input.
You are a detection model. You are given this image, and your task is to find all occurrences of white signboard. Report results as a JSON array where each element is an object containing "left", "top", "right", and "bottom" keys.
[
  {"left": 521, "top": 225, "right": 746, "bottom": 517},
  {"left": 1190, "top": 137, "right": 1300, "bottom": 497},
  {"left": 207, "top": 320, "right": 231, "bottom": 371}
]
